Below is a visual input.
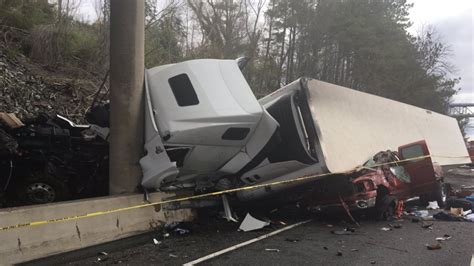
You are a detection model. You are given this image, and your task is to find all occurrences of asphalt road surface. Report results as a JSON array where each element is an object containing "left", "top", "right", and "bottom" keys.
[
  {"left": 28, "top": 172, "right": 473, "bottom": 266},
  {"left": 34, "top": 216, "right": 474, "bottom": 266}
]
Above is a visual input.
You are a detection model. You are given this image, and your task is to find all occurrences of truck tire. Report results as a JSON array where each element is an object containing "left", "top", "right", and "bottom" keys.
[
  {"left": 375, "top": 195, "right": 397, "bottom": 221},
  {"left": 16, "top": 172, "right": 71, "bottom": 205}
]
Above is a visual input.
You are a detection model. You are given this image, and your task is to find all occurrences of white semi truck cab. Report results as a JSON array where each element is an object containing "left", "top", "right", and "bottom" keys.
[{"left": 140, "top": 59, "right": 278, "bottom": 190}]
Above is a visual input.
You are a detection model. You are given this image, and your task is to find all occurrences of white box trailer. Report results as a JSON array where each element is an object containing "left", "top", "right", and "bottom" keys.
[{"left": 236, "top": 78, "right": 469, "bottom": 200}]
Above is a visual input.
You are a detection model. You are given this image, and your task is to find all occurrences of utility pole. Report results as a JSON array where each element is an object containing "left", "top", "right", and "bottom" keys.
[{"left": 109, "top": 0, "right": 145, "bottom": 194}]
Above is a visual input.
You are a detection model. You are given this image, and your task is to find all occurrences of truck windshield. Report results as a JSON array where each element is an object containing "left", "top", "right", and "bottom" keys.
[{"left": 265, "top": 93, "right": 318, "bottom": 164}]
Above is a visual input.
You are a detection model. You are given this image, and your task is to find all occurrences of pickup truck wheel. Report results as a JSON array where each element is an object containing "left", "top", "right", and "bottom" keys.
[
  {"left": 16, "top": 172, "right": 71, "bottom": 205},
  {"left": 375, "top": 195, "right": 397, "bottom": 221}
]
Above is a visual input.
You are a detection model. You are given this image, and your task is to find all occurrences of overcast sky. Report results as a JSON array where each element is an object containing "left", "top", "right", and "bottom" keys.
[
  {"left": 408, "top": 0, "right": 473, "bottom": 104},
  {"left": 408, "top": 0, "right": 473, "bottom": 137}
]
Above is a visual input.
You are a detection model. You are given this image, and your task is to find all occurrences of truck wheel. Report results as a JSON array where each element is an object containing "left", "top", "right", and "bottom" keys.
[
  {"left": 16, "top": 173, "right": 71, "bottom": 205},
  {"left": 432, "top": 181, "right": 447, "bottom": 208},
  {"left": 375, "top": 195, "right": 397, "bottom": 221}
]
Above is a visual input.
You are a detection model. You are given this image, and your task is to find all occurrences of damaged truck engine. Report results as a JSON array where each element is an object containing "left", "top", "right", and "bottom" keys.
[{"left": 0, "top": 113, "right": 109, "bottom": 206}]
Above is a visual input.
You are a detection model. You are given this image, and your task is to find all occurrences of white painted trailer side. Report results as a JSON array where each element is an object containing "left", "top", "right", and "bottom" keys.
[{"left": 303, "top": 79, "right": 470, "bottom": 173}]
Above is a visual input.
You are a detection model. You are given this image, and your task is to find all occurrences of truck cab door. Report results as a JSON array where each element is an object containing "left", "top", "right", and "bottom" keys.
[{"left": 398, "top": 140, "right": 436, "bottom": 197}]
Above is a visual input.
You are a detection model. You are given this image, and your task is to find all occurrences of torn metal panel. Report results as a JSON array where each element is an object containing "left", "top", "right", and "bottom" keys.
[
  {"left": 302, "top": 79, "right": 469, "bottom": 172},
  {"left": 238, "top": 213, "right": 270, "bottom": 232}
]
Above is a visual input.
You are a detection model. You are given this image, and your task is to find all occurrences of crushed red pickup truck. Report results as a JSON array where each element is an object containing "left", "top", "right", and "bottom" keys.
[{"left": 302, "top": 140, "right": 446, "bottom": 219}]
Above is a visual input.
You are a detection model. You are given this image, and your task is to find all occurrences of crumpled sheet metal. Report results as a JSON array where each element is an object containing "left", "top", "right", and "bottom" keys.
[{"left": 238, "top": 213, "right": 270, "bottom": 232}]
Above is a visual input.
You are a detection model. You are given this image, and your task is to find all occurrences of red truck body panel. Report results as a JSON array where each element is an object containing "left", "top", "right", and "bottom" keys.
[{"left": 303, "top": 140, "right": 441, "bottom": 211}]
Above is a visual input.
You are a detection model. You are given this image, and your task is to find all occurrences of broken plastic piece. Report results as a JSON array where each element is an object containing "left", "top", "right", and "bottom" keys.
[
  {"left": 427, "top": 201, "right": 439, "bottom": 210},
  {"left": 222, "top": 195, "right": 238, "bottom": 223},
  {"left": 153, "top": 238, "right": 161, "bottom": 245},
  {"left": 465, "top": 213, "right": 474, "bottom": 222},
  {"left": 435, "top": 234, "right": 451, "bottom": 241},
  {"left": 174, "top": 228, "right": 190, "bottom": 235},
  {"left": 380, "top": 227, "right": 392, "bottom": 231},
  {"left": 238, "top": 213, "right": 270, "bottom": 232},
  {"left": 265, "top": 248, "right": 280, "bottom": 252}
]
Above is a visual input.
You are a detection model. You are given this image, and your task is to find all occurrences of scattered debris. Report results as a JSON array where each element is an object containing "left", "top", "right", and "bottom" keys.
[
  {"left": 174, "top": 228, "right": 190, "bottom": 235},
  {"left": 97, "top": 257, "right": 108, "bottom": 262},
  {"left": 284, "top": 238, "right": 300, "bottom": 243},
  {"left": 433, "top": 211, "right": 467, "bottom": 222},
  {"left": 351, "top": 248, "right": 359, "bottom": 252},
  {"left": 413, "top": 210, "right": 429, "bottom": 217},
  {"left": 426, "top": 243, "right": 442, "bottom": 250},
  {"left": 238, "top": 213, "right": 270, "bottom": 232},
  {"left": 336, "top": 251, "right": 343, "bottom": 256},
  {"left": 421, "top": 222, "right": 433, "bottom": 229},
  {"left": 435, "top": 234, "right": 451, "bottom": 241},
  {"left": 323, "top": 246, "right": 329, "bottom": 250},
  {"left": 331, "top": 228, "right": 354, "bottom": 235},
  {"left": 169, "top": 253, "right": 178, "bottom": 258},
  {"left": 395, "top": 200, "right": 405, "bottom": 218},
  {"left": 339, "top": 196, "right": 360, "bottom": 226},
  {"left": 222, "top": 194, "right": 238, "bottom": 222},
  {"left": 446, "top": 198, "right": 474, "bottom": 211},
  {"left": 389, "top": 223, "right": 402, "bottom": 229},
  {"left": 97, "top": 251, "right": 109, "bottom": 262},
  {"left": 153, "top": 238, "right": 161, "bottom": 245},
  {"left": 370, "top": 261, "right": 376, "bottom": 264},
  {"left": 465, "top": 213, "right": 474, "bottom": 222},
  {"left": 450, "top": 207, "right": 464, "bottom": 216},
  {"left": 265, "top": 248, "right": 280, "bottom": 252},
  {"left": 165, "top": 222, "right": 192, "bottom": 235},
  {"left": 380, "top": 227, "right": 392, "bottom": 231},
  {"left": 427, "top": 201, "right": 439, "bottom": 210}
]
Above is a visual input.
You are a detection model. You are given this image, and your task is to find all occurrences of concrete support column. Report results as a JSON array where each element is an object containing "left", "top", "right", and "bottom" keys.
[{"left": 109, "top": 0, "right": 145, "bottom": 194}]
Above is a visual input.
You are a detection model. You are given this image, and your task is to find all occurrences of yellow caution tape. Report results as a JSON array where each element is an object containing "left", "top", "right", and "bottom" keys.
[{"left": 0, "top": 154, "right": 470, "bottom": 232}]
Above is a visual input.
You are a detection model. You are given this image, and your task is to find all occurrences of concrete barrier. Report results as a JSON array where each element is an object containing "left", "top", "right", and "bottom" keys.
[{"left": 0, "top": 192, "right": 194, "bottom": 265}]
